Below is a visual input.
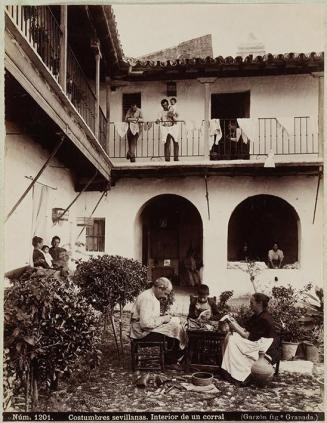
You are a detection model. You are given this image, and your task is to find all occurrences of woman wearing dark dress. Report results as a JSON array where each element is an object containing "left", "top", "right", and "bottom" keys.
[
  {"left": 221, "top": 293, "right": 279, "bottom": 382},
  {"left": 32, "top": 236, "right": 49, "bottom": 269}
]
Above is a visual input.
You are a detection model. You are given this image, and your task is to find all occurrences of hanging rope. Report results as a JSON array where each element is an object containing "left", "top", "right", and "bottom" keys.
[
  {"left": 204, "top": 173, "right": 210, "bottom": 220},
  {"left": 75, "top": 186, "right": 109, "bottom": 242},
  {"left": 52, "top": 170, "right": 98, "bottom": 225},
  {"left": 312, "top": 167, "right": 322, "bottom": 224},
  {"left": 5, "top": 136, "right": 65, "bottom": 223}
]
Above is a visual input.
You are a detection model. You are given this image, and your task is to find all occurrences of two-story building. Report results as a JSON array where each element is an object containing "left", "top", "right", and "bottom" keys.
[
  {"left": 4, "top": 7, "right": 324, "bottom": 301},
  {"left": 80, "top": 42, "right": 324, "bottom": 298}
]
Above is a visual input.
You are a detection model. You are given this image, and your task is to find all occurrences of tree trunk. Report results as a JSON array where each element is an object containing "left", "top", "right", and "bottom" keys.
[
  {"left": 119, "top": 304, "right": 124, "bottom": 357},
  {"left": 109, "top": 311, "right": 121, "bottom": 359},
  {"left": 25, "top": 366, "right": 30, "bottom": 412}
]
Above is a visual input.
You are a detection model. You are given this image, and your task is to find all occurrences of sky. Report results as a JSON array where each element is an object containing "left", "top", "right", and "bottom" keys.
[{"left": 113, "top": 3, "right": 325, "bottom": 58}]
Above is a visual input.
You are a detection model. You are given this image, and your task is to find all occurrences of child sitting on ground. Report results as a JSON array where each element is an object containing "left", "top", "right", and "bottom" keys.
[{"left": 188, "top": 284, "right": 219, "bottom": 320}]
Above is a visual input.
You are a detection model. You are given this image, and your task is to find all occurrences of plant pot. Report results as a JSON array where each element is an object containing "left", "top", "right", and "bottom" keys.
[
  {"left": 317, "top": 377, "right": 324, "bottom": 401},
  {"left": 191, "top": 372, "right": 213, "bottom": 386},
  {"left": 304, "top": 343, "right": 320, "bottom": 363},
  {"left": 281, "top": 341, "right": 299, "bottom": 361}
]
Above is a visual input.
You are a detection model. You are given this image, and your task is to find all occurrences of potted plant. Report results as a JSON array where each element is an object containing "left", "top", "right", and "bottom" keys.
[{"left": 270, "top": 285, "right": 308, "bottom": 360}]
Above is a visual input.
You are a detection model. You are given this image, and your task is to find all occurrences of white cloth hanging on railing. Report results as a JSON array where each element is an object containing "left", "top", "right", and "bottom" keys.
[
  {"left": 115, "top": 122, "right": 129, "bottom": 138},
  {"left": 277, "top": 117, "right": 294, "bottom": 137},
  {"left": 237, "top": 118, "right": 257, "bottom": 145},
  {"left": 160, "top": 124, "right": 179, "bottom": 143},
  {"left": 209, "top": 119, "right": 222, "bottom": 141},
  {"left": 129, "top": 122, "right": 140, "bottom": 135}
]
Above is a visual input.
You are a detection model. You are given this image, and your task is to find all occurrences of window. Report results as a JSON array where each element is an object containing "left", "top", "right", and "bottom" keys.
[
  {"left": 211, "top": 91, "right": 250, "bottom": 119},
  {"left": 227, "top": 195, "right": 299, "bottom": 266},
  {"left": 122, "top": 93, "right": 141, "bottom": 120},
  {"left": 86, "top": 218, "right": 105, "bottom": 252}
]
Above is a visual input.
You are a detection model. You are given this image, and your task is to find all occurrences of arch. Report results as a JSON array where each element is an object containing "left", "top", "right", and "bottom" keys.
[
  {"left": 136, "top": 194, "right": 203, "bottom": 286},
  {"left": 228, "top": 194, "right": 300, "bottom": 265}
]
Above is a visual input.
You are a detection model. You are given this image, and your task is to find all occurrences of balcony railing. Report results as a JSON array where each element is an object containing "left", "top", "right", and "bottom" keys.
[
  {"left": 6, "top": 5, "right": 105, "bottom": 152},
  {"left": 66, "top": 46, "right": 96, "bottom": 133},
  {"left": 99, "top": 108, "right": 108, "bottom": 151},
  {"left": 108, "top": 117, "right": 319, "bottom": 161},
  {"left": 109, "top": 121, "right": 203, "bottom": 159}
]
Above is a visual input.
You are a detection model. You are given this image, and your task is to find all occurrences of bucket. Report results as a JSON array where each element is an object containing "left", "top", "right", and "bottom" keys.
[{"left": 281, "top": 342, "right": 299, "bottom": 361}]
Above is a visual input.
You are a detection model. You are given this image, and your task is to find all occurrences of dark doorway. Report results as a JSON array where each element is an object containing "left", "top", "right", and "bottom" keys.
[
  {"left": 122, "top": 93, "right": 141, "bottom": 120},
  {"left": 141, "top": 195, "right": 203, "bottom": 286},
  {"left": 228, "top": 195, "right": 299, "bottom": 265},
  {"left": 211, "top": 92, "right": 250, "bottom": 119}
]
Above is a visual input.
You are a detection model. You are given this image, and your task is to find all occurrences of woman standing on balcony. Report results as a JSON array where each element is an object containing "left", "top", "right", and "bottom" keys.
[{"left": 125, "top": 103, "right": 144, "bottom": 163}]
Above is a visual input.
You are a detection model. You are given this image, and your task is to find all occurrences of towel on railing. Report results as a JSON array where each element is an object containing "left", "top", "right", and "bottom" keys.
[
  {"left": 209, "top": 119, "right": 222, "bottom": 141},
  {"left": 184, "top": 120, "right": 196, "bottom": 133},
  {"left": 237, "top": 118, "right": 258, "bottom": 145},
  {"left": 129, "top": 122, "right": 141, "bottom": 135},
  {"left": 160, "top": 124, "right": 179, "bottom": 143},
  {"left": 115, "top": 122, "right": 129, "bottom": 138}
]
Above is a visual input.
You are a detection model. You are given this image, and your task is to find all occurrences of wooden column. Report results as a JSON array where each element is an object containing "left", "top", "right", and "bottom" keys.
[
  {"left": 94, "top": 50, "right": 101, "bottom": 139},
  {"left": 59, "top": 6, "right": 67, "bottom": 92},
  {"left": 105, "top": 76, "right": 111, "bottom": 154},
  {"left": 318, "top": 75, "right": 324, "bottom": 158},
  {"left": 198, "top": 78, "right": 216, "bottom": 160}
]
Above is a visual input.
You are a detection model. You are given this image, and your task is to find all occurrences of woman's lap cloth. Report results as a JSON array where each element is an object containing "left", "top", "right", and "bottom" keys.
[{"left": 221, "top": 332, "right": 273, "bottom": 381}]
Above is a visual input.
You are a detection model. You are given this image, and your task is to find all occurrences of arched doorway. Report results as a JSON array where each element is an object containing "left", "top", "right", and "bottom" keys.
[
  {"left": 140, "top": 194, "right": 203, "bottom": 286},
  {"left": 228, "top": 195, "right": 300, "bottom": 265}
]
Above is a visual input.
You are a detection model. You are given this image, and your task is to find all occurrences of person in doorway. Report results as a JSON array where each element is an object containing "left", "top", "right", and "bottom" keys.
[
  {"left": 188, "top": 284, "right": 219, "bottom": 320},
  {"left": 32, "top": 236, "right": 49, "bottom": 268},
  {"left": 268, "top": 243, "right": 284, "bottom": 269},
  {"left": 125, "top": 103, "right": 143, "bottom": 163},
  {"left": 182, "top": 247, "right": 201, "bottom": 287},
  {"left": 156, "top": 99, "right": 179, "bottom": 162},
  {"left": 49, "top": 236, "right": 67, "bottom": 269},
  {"left": 130, "top": 277, "right": 186, "bottom": 367},
  {"left": 221, "top": 293, "right": 279, "bottom": 384},
  {"left": 42, "top": 245, "right": 53, "bottom": 268}
]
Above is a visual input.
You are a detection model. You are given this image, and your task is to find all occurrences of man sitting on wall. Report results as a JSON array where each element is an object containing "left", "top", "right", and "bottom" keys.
[{"left": 130, "top": 277, "right": 186, "bottom": 366}]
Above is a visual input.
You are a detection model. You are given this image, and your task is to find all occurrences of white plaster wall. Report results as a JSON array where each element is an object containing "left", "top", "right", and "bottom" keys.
[
  {"left": 4, "top": 120, "right": 79, "bottom": 271},
  {"left": 78, "top": 174, "right": 324, "bottom": 298},
  {"left": 109, "top": 74, "right": 318, "bottom": 123}
]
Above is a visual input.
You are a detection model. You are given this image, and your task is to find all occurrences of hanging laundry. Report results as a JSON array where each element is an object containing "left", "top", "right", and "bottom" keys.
[
  {"left": 129, "top": 122, "right": 140, "bottom": 136},
  {"left": 209, "top": 119, "right": 222, "bottom": 142},
  {"left": 277, "top": 117, "right": 294, "bottom": 138},
  {"left": 115, "top": 122, "right": 128, "bottom": 138},
  {"left": 160, "top": 124, "right": 179, "bottom": 143},
  {"left": 264, "top": 150, "right": 275, "bottom": 168},
  {"left": 237, "top": 118, "right": 258, "bottom": 144}
]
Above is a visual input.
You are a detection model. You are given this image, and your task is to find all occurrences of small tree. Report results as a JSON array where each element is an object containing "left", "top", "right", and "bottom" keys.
[
  {"left": 4, "top": 267, "right": 100, "bottom": 411},
  {"left": 73, "top": 255, "right": 148, "bottom": 355}
]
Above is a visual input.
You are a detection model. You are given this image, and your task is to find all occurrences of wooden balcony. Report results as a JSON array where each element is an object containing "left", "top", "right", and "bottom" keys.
[{"left": 5, "top": 5, "right": 111, "bottom": 180}]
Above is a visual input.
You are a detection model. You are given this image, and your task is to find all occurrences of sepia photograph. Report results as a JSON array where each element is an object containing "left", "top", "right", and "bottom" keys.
[{"left": 2, "top": 1, "right": 325, "bottom": 421}]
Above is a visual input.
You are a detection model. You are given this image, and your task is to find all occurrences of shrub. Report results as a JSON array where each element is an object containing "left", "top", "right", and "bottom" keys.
[
  {"left": 3, "top": 268, "right": 101, "bottom": 410},
  {"left": 270, "top": 284, "right": 309, "bottom": 342},
  {"left": 73, "top": 255, "right": 148, "bottom": 312},
  {"left": 215, "top": 291, "right": 234, "bottom": 320},
  {"left": 73, "top": 255, "right": 148, "bottom": 353}
]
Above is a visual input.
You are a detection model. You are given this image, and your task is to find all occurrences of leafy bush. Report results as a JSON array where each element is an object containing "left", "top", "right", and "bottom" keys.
[
  {"left": 73, "top": 255, "right": 148, "bottom": 354},
  {"left": 270, "top": 284, "right": 309, "bottom": 342},
  {"left": 4, "top": 268, "right": 101, "bottom": 410},
  {"left": 73, "top": 255, "right": 148, "bottom": 312}
]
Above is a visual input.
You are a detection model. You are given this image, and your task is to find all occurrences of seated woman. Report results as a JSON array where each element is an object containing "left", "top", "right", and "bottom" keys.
[
  {"left": 32, "top": 236, "right": 50, "bottom": 269},
  {"left": 221, "top": 293, "right": 279, "bottom": 383},
  {"left": 188, "top": 284, "right": 219, "bottom": 320}
]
